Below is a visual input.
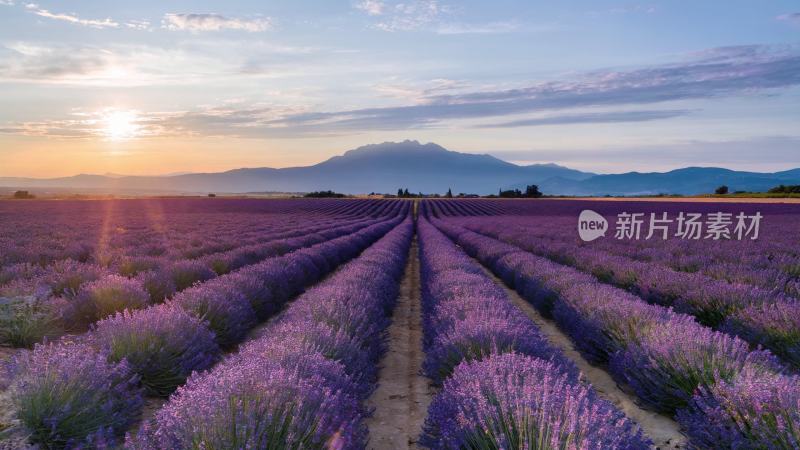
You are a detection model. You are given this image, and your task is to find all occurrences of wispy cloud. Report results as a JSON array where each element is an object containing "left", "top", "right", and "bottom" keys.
[
  {"left": 475, "top": 109, "right": 692, "bottom": 128},
  {"left": 777, "top": 13, "right": 800, "bottom": 24},
  {"left": 4, "top": 45, "right": 799, "bottom": 139},
  {"left": 354, "top": 0, "right": 385, "bottom": 16},
  {"left": 374, "top": 0, "right": 447, "bottom": 32},
  {"left": 24, "top": 3, "right": 119, "bottom": 28},
  {"left": 257, "top": 45, "right": 800, "bottom": 133},
  {"left": 125, "top": 19, "right": 151, "bottom": 31},
  {"left": 0, "top": 0, "right": 15, "bottom": 6},
  {"left": 435, "top": 21, "right": 520, "bottom": 34},
  {"left": 162, "top": 13, "right": 272, "bottom": 32},
  {"left": 355, "top": 0, "right": 526, "bottom": 34}
]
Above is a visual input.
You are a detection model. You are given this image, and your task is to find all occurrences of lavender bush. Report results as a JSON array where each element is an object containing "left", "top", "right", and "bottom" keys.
[
  {"left": 171, "top": 282, "right": 256, "bottom": 348},
  {"left": 422, "top": 353, "right": 650, "bottom": 449},
  {"left": 168, "top": 259, "right": 215, "bottom": 291},
  {"left": 10, "top": 340, "right": 143, "bottom": 448},
  {"left": 64, "top": 275, "right": 150, "bottom": 329},
  {"left": 42, "top": 259, "right": 108, "bottom": 298},
  {"left": 130, "top": 357, "right": 365, "bottom": 450},
  {"left": 93, "top": 304, "right": 220, "bottom": 396},
  {"left": 724, "top": 299, "right": 800, "bottom": 369},
  {"left": 609, "top": 323, "right": 783, "bottom": 413},
  {"left": 678, "top": 368, "right": 800, "bottom": 449},
  {"left": 136, "top": 269, "right": 176, "bottom": 303},
  {"left": 0, "top": 295, "right": 64, "bottom": 347}
]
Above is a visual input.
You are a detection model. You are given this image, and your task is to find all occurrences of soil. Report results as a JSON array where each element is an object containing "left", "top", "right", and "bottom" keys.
[
  {"left": 478, "top": 265, "right": 688, "bottom": 450},
  {"left": 365, "top": 238, "right": 434, "bottom": 449}
]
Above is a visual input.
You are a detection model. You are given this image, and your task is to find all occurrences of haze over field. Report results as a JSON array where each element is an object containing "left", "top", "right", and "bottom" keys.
[{"left": 1, "top": 0, "right": 799, "bottom": 179}]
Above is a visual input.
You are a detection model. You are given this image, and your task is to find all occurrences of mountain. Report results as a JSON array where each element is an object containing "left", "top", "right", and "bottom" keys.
[
  {"left": 0, "top": 141, "right": 592, "bottom": 195},
  {"left": 535, "top": 167, "right": 800, "bottom": 196},
  {"left": 0, "top": 140, "right": 798, "bottom": 195}
]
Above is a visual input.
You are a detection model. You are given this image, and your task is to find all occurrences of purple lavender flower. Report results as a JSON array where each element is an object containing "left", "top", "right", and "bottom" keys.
[
  {"left": 41, "top": 259, "right": 109, "bottom": 298},
  {"left": 724, "top": 299, "right": 800, "bottom": 370},
  {"left": 93, "top": 304, "right": 220, "bottom": 396},
  {"left": 678, "top": 367, "right": 800, "bottom": 449},
  {"left": 129, "top": 356, "right": 366, "bottom": 450},
  {"left": 422, "top": 353, "right": 650, "bottom": 449},
  {"left": 135, "top": 269, "right": 176, "bottom": 303},
  {"left": 609, "top": 322, "right": 783, "bottom": 413},
  {"left": 10, "top": 340, "right": 143, "bottom": 448},
  {"left": 64, "top": 274, "right": 150, "bottom": 329},
  {"left": 171, "top": 281, "right": 256, "bottom": 349},
  {"left": 168, "top": 259, "right": 215, "bottom": 291}
]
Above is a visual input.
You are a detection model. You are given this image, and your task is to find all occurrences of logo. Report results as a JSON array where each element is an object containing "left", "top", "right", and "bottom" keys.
[{"left": 578, "top": 210, "right": 608, "bottom": 242}]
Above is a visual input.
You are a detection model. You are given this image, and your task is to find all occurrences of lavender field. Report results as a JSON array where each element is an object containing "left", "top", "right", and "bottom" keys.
[{"left": 1, "top": 198, "right": 799, "bottom": 449}]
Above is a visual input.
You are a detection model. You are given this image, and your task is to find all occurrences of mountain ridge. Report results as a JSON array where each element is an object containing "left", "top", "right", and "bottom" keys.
[{"left": 1, "top": 140, "right": 798, "bottom": 195}]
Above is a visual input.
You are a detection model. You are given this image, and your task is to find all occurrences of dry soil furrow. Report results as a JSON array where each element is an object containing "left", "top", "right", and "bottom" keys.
[{"left": 366, "top": 237, "right": 433, "bottom": 449}]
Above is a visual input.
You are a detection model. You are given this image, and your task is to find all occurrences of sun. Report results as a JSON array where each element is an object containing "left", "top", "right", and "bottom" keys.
[{"left": 102, "top": 110, "right": 140, "bottom": 140}]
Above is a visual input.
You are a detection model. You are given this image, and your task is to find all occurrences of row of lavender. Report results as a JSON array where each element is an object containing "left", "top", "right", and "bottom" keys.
[
  {"left": 6, "top": 212, "right": 407, "bottom": 448},
  {"left": 1, "top": 202, "right": 405, "bottom": 347},
  {"left": 457, "top": 212, "right": 800, "bottom": 299},
  {"left": 128, "top": 216, "right": 413, "bottom": 449},
  {"left": 1, "top": 199, "right": 400, "bottom": 286},
  {"left": 0, "top": 198, "right": 381, "bottom": 267},
  {"left": 447, "top": 215, "right": 800, "bottom": 370},
  {"left": 427, "top": 210, "right": 799, "bottom": 448},
  {"left": 416, "top": 215, "right": 650, "bottom": 448},
  {"left": 432, "top": 199, "right": 800, "bottom": 296}
]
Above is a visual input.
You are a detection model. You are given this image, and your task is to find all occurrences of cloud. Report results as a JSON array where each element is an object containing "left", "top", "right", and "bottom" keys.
[
  {"left": 0, "top": 1, "right": 14, "bottom": 6},
  {"left": 125, "top": 19, "right": 151, "bottom": 30},
  {"left": 162, "top": 13, "right": 272, "bottom": 32},
  {"left": 0, "top": 42, "right": 242, "bottom": 86},
  {"left": 777, "top": 13, "right": 800, "bottom": 24},
  {"left": 355, "top": 0, "right": 385, "bottom": 16},
  {"left": 24, "top": 3, "right": 119, "bottom": 28},
  {"left": 354, "top": 0, "right": 524, "bottom": 34},
  {"left": 255, "top": 45, "right": 800, "bottom": 133},
  {"left": 4, "top": 45, "right": 799, "bottom": 139},
  {"left": 475, "top": 109, "right": 693, "bottom": 128},
  {"left": 364, "top": 0, "right": 448, "bottom": 32},
  {"left": 435, "top": 21, "right": 520, "bottom": 34}
]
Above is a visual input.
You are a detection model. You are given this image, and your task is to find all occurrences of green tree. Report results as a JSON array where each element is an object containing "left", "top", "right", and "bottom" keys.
[{"left": 525, "top": 185, "right": 543, "bottom": 198}]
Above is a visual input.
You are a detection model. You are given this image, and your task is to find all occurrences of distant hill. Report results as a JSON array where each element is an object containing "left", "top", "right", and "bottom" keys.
[
  {"left": 0, "top": 141, "right": 591, "bottom": 195},
  {"left": 534, "top": 167, "right": 800, "bottom": 196},
  {"left": 1, "top": 140, "right": 798, "bottom": 195}
]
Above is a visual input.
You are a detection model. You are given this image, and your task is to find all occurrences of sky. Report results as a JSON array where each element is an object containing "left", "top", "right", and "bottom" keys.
[{"left": 0, "top": 0, "right": 799, "bottom": 177}]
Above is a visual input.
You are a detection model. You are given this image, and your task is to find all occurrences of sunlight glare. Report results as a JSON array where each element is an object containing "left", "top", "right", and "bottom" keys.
[{"left": 102, "top": 110, "right": 140, "bottom": 140}]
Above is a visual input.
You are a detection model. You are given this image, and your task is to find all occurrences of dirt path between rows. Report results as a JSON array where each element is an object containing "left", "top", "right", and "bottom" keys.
[
  {"left": 366, "top": 237, "right": 433, "bottom": 449},
  {"left": 477, "top": 265, "right": 687, "bottom": 450}
]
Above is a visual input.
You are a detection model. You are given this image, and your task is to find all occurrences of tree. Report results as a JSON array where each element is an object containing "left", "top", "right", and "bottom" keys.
[
  {"left": 304, "top": 190, "right": 345, "bottom": 198},
  {"left": 445, "top": 188, "right": 453, "bottom": 198},
  {"left": 13, "top": 190, "right": 34, "bottom": 199},
  {"left": 403, "top": 188, "right": 410, "bottom": 197},
  {"left": 768, "top": 184, "right": 800, "bottom": 194},
  {"left": 525, "top": 185, "right": 543, "bottom": 198},
  {"left": 715, "top": 185, "right": 729, "bottom": 195},
  {"left": 499, "top": 189, "right": 523, "bottom": 198},
  {"left": 397, "top": 188, "right": 404, "bottom": 198}
]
